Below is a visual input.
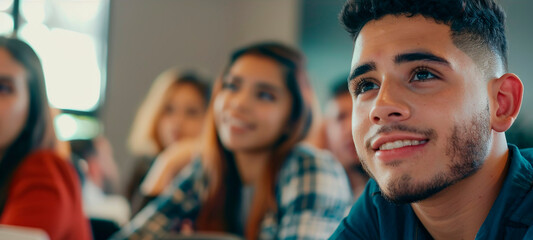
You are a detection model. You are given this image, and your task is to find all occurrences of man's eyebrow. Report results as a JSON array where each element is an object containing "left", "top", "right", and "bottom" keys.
[
  {"left": 394, "top": 52, "right": 450, "bottom": 66},
  {"left": 348, "top": 52, "right": 448, "bottom": 82},
  {"left": 349, "top": 62, "right": 376, "bottom": 82}
]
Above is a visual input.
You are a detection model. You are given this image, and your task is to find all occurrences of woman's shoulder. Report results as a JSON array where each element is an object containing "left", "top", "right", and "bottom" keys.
[
  {"left": 14, "top": 149, "right": 77, "bottom": 181},
  {"left": 9, "top": 149, "right": 82, "bottom": 199},
  {"left": 275, "top": 143, "right": 352, "bottom": 211},
  {"left": 4, "top": 149, "right": 91, "bottom": 240},
  {"left": 278, "top": 143, "right": 350, "bottom": 191},
  {"left": 22, "top": 149, "right": 64, "bottom": 162}
]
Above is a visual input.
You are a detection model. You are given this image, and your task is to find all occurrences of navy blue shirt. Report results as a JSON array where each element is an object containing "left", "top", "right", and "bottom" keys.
[{"left": 330, "top": 145, "right": 533, "bottom": 239}]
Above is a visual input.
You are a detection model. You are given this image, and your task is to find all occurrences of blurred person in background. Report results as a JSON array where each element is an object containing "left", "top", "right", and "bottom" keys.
[
  {"left": 0, "top": 36, "right": 91, "bottom": 240},
  {"left": 126, "top": 69, "right": 210, "bottom": 215},
  {"left": 323, "top": 77, "right": 368, "bottom": 200},
  {"left": 70, "top": 136, "right": 130, "bottom": 240},
  {"left": 70, "top": 137, "right": 130, "bottom": 226},
  {"left": 112, "top": 42, "right": 352, "bottom": 240},
  {"left": 72, "top": 136, "right": 120, "bottom": 194}
]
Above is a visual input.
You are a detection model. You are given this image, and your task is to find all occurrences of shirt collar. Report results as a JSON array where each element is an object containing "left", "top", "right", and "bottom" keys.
[{"left": 477, "top": 144, "right": 533, "bottom": 238}]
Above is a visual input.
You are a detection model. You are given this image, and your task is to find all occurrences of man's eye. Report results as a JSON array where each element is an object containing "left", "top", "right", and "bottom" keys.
[
  {"left": 353, "top": 79, "right": 379, "bottom": 95},
  {"left": 412, "top": 68, "right": 437, "bottom": 81}
]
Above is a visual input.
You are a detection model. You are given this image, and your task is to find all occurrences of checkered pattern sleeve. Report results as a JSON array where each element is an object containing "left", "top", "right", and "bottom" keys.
[
  {"left": 110, "top": 159, "right": 206, "bottom": 240},
  {"left": 275, "top": 145, "right": 353, "bottom": 240}
]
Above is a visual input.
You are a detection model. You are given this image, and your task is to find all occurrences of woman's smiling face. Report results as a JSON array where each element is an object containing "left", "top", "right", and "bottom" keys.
[{"left": 214, "top": 54, "right": 292, "bottom": 153}]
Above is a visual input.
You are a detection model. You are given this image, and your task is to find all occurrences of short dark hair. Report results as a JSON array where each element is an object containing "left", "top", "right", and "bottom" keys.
[{"left": 340, "top": 0, "right": 508, "bottom": 70}]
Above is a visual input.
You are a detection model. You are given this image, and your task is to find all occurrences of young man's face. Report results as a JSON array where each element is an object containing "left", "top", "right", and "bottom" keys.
[{"left": 350, "top": 15, "right": 493, "bottom": 203}]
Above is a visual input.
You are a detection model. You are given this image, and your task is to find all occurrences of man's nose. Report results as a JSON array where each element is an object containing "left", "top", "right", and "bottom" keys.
[{"left": 368, "top": 80, "right": 410, "bottom": 124}]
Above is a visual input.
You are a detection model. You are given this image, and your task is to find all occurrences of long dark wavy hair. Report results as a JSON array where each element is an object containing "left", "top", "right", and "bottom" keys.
[
  {"left": 195, "top": 42, "right": 314, "bottom": 239},
  {"left": 0, "top": 37, "right": 56, "bottom": 215}
]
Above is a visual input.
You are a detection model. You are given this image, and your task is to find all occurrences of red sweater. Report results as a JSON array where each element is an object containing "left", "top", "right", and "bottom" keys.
[{"left": 0, "top": 150, "right": 92, "bottom": 240}]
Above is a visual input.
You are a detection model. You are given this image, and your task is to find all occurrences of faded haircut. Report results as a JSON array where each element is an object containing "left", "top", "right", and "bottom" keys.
[{"left": 340, "top": 0, "right": 508, "bottom": 71}]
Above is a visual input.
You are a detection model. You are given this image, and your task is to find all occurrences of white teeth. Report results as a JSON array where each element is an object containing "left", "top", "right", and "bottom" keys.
[{"left": 379, "top": 139, "right": 427, "bottom": 150}]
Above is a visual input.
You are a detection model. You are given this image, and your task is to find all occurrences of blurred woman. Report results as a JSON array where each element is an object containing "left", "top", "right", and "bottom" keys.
[
  {"left": 0, "top": 37, "right": 91, "bottom": 240},
  {"left": 126, "top": 68, "right": 210, "bottom": 214},
  {"left": 113, "top": 42, "right": 352, "bottom": 240}
]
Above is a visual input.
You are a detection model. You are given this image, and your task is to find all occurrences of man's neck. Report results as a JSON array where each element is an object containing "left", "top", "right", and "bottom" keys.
[
  {"left": 411, "top": 135, "right": 510, "bottom": 240},
  {"left": 234, "top": 150, "right": 270, "bottom": 185}
]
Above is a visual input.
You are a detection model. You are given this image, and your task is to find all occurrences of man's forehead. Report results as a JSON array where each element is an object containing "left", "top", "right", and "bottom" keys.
[
  {"left": 349, "top": 15, "right": 460, "bottom": 74},
  {"left": 348, "top": 14, "right": 503, "bottom": 78}
]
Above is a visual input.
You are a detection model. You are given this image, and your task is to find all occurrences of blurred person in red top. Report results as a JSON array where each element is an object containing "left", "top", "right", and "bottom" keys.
[{"left": 0, "top": 36, "right": 91, "bottom": 240}]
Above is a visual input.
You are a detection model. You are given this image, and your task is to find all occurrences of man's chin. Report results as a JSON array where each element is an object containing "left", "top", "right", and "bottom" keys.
[
  {"left": 381, "top": 191, "right": 437, "bottom": 204},
  {"left": 380, "top": 179, "right": 452, "bottom": 204}
]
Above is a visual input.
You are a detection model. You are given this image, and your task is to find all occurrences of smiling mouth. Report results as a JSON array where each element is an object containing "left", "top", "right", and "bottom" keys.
[{"left": 378, "top": 139, "right": 428, "bottom": 151}]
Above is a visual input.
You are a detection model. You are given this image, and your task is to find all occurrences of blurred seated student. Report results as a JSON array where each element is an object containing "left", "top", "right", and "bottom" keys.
[
  {"left": 323, "top": 78, "right": 369, "bottom": 200},
  {"left": 70, "top": 136, "right": 131, "bottom": 226},
  {"left": 111, "top": 42, "right": 352, "bottom": 240},
  {"left": 0, "top": 36, "right": 91, "bottom": 240},
  {"left": 126, "top": 69, "right": 210, "bottom": 215}
]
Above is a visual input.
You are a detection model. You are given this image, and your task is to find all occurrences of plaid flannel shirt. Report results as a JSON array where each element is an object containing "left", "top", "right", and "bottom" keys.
[{"left": 112, "top": 144, "right": 352, "bottom": 240}]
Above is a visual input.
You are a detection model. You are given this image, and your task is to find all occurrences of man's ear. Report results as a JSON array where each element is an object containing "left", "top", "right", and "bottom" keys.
[{"left": 489, "top": 73, "right": 523, "bottom": 132}]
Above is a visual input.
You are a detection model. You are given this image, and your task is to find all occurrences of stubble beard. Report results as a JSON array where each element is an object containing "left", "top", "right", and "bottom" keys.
[{"left": 358, "top": 106, "right": 491, "bottom": 204}]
